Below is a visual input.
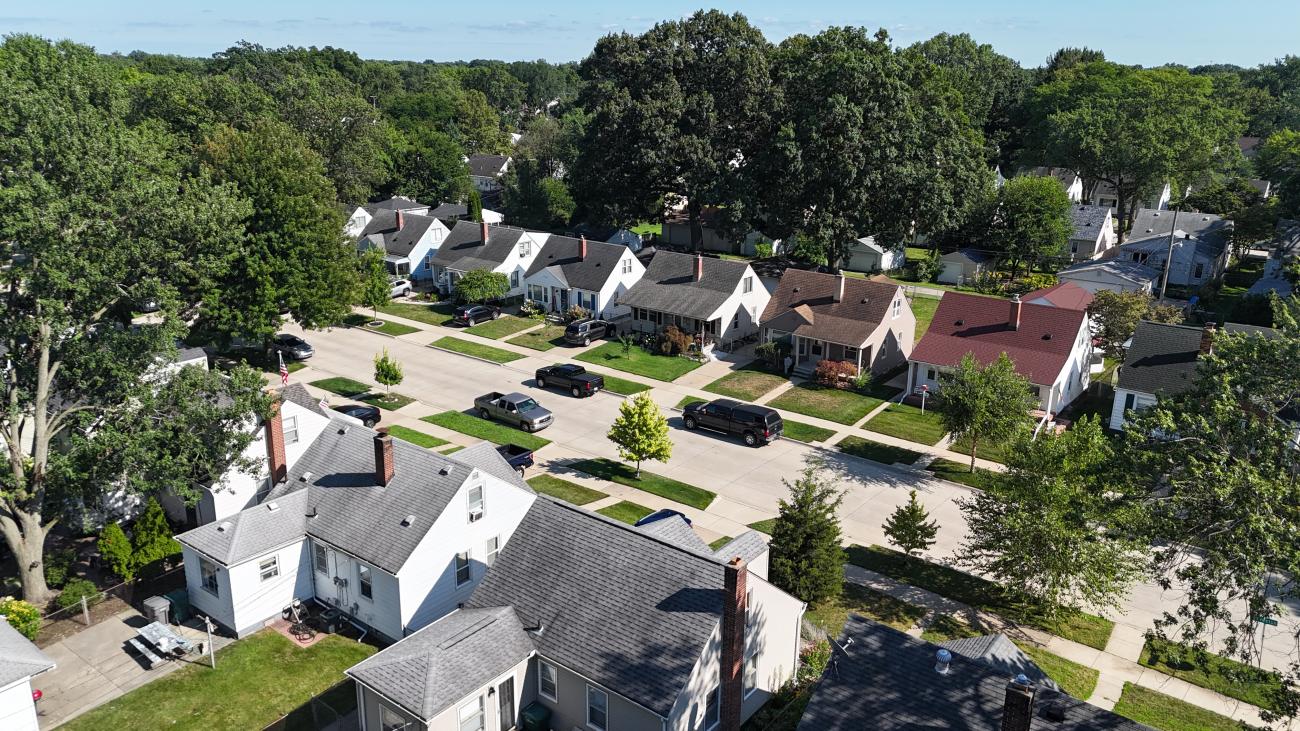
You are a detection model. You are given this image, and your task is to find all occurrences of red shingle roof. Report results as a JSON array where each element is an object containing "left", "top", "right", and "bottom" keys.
[
  {"left": 1022, "top": 282, "right": 1094, "bottom": 310},
  {"left": 910, "top": 292, "right": 1086, "bottom": 385}
]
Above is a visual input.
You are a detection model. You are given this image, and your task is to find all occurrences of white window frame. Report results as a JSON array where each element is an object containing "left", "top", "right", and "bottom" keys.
[
  {"left": 485, "top": 535, "right": 501, "bottom": 567},
  {"left": 313, "top": 543, "right": 328, "bottom": 574},
  {"left": 702, "top": 684, "right": 720, "bottom": 730},
  {"left": 622, "top": 258, "right": 632, "bottom": 274},
  {"left": 538, "top": 660, "right": 558, "bottom": 701},
  {"left": 892, "top": 298, "right": 901, "bottom": 318},
  {"left": 358, "top": 564, "right": 373, "bottom": 600},
  {"left": 518, "top": 240, "right": 531, "bottom": 257},
  {"left": 586, "top": 685, "right": 609, "bottom": 731},
  {"left": 468, "top": 484, "right": 485, "bottom": 520},
  {"left": 455, "top": 551, "right": 472, "bottom": 586},
  {"left": 742, "top": 276, "right": 753, "bottom": 294},
  {"left": 199, "top": 557, "right": 220, "bottom": 596},
  {"left": 258, "top": 555, "right": 280, "bottom": 582},
  {"left": 380, "top": 703, "right": 407, "bottom": 731},
  {"left": 744, "top": 650, "right": 761, "bottom": 698},
  {"left": 283, "top": 415, "right": 299, "bottom": 445},
  {"left": 458, "top": 695, "right": 485, "bottom": 731}
]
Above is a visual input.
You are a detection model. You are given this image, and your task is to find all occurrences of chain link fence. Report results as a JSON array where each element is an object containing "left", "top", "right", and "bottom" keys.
[{"left": 35, "top": 565, "right": 185, "bottom": 648}]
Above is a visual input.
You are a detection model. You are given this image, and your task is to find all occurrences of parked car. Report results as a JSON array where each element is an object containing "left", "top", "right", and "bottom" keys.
[
  {"left": 272, "top": 333, "right": 314, "bottom": 360},
  {"left": 563, "top": 318, "right": 616, "bottom": 346},
  {"left": 331, "top": 404, "right": 381, "bottom": 427},
  {"left": 454, "top": 304, "right": 501, "bottom": 326},
  {"left": 390, "top": 279, "right": 412, "bottom": 298},
  {"left": 495, "top": 444, "right": 534, "bottom": 476},
  {"left": 682, "top": 398, "right": 783, "bottom": 446},
  {"left": 535, "top": 364, "right": 605, "bottom": 398},
  {"left": 474, "top": 392, "right": 553, "bottom": 432}
]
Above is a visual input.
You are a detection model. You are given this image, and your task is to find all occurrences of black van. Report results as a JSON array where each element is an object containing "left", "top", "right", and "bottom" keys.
[
  {"left": 563, "top": 318, "right": 616, "bottom": 346},
  {"left": 681, "top": 398, "right": 783, "bottom": 446}
]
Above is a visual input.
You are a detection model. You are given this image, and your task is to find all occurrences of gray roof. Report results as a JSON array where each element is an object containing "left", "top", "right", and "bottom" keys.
[
  {"left": 429, "top": 220, "right": 526, "bottom": 271},
  {"left": 359, "top": 211, "right": 441, "bottom": 258},
  {"left": 281, "top": 383, "right": 329, "bottom": 418},
  {"left": 175, "top": 345, "right": 208, "bottom": 364},
  {"left": 429, "top": 202, "right": 469, "bottom": 219},
  {"left": 1127, "top": 208, "right": 1231, "bottom": 254},
  {"left": 0, "top": 617, "right": 55, "bottom": 686},
  {"left": 942, "top": 248, "right": 994, "bottom": 264},
  {"left": 1118, "top": 233, "right": 1224, "bottom": 264},
  {"left": 797, "top": 616, "right": 1152, "bottom": 731},
  {"left": 634, "top": 513, "right": 712, "bottom": 554},
  {"left": 467, "top": 155, "right": 510, "bottom": 178},
  {"left": 347, "top": 606, "right": 534, "bottom": 721},
  {"left": 617, "top": 251, "right": 750, "bottom": 320},
  {"left": 1115, "top": 321, "right": 1205, "bottom": 396},
  {"left": 175, "top": 488, "right": 311, "bottom": 568},
  {"left": 1069, "top": 205, "right": 1111, "bottom": 241},
  {"left": 712, "top": 532, "right": 768, "bottom": 565},
  {"left": 940, "top": 634, "right": 1061, "bottom": 691},
  {"left": 1058, "top": 259, "right": 1159, "bottom": 285},
  {"left": 368, "top": 196, "right": 428, "bottom": 213},
  {"left": 525, "top": 236, "right": 629, "bottom": 292},
  {"left": 466, "top": 498, "right": 732, "bottom": 717}
]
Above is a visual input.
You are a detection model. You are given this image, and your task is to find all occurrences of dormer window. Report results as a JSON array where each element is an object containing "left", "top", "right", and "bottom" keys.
[{"left": 468, "top": 484, "right": 485, "bottom": 522}]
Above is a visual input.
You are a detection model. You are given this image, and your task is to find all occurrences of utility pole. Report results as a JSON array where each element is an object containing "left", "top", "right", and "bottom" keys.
[{"left": 1157, "top": 204, "right": 1181, "bottom": 301}]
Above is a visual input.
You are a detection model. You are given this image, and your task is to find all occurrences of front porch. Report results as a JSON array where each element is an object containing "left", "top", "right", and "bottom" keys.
[{"left": 766, "top": 330, "right": 867, "bottom": 377}]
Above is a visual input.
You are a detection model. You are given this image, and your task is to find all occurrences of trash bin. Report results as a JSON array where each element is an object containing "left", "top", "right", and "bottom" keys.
[
  {"left": 520, "top": 701, "right": 551, "bottom": 731},
  {"left": 143, "top": 595, "right": 170, "bottom": 625}
]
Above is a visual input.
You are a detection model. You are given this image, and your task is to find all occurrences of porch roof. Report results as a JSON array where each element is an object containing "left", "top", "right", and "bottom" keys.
[{"left": 759, "top": 269, "right": 897, "bottom": 347}]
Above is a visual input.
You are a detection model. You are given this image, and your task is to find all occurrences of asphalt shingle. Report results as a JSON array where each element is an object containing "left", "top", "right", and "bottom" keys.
[
  {"left": 429, "top": 220, "right": 526, "bottom": 272},
  {"left": 617, "top": 251, "right": 749, "bottom": 320},
  {"left": 940, "top": 634, "right": 1061, "bottom": 691},
  {"left": 760, "top": 269, "right": 900, "bottom": 347},
  {"left": 525, "top": 235, "right": 631, "bottom": 292},
  {"left": 1115, "top": 321, "right": 1206, "bottom": 396},
  {"left": 358, "top": 211, "right": 441, "bottom": 258},
  {"left": 0, "top": 617, "right": 56, "bottom": 687}
]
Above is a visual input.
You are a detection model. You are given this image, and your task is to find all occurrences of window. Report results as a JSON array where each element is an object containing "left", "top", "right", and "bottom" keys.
[
  {"left": 258, "top": 555, "right": 279, "bottom": 582},
  {"left": 358, "top": 564, "right": 373, "bottom": 599},
  {"left": 459, "top": 695, "right": 485, "bottom": 731},
  {"left": 485, "top": 536, "right": 500, "bottom": 567},
  {"left": 455, "top": 551, "right": 471, "bottom": 586},
  {"left": 892, "top": 298, "right": 901, "bottom": 318},
  {"left": 538, "top": 660, "right": 558, "bottom": 701},
  {"left": 518, "top": 240, "right": 531, "bottom": 257},
  {"left": 1194, "top": 262, "right": 1205, "bottom": 279},
  {"left": 200, "top": 557, "right": 219, "bottom": 596},
  {"left": 380, "top": 704, "right": 407, "bottom": 731},
  {"left": 313, "top": 544, "right": 328, "bottom": 573},
  {"left": 745, "top": 651, "right": 761, "bottom": 697},
  {"left": 1070, "top": 240, "right": 1079, "bottom": 254},
  {"left": 283, "top": 415, "right": 299, "bottom": 445},
  {"left": 742, "top": 276, "right": 753, "bottom": 294},
  {"left": 703, "top": 685, "right": 720, "bottom": 730},
  {"left": 1124, "top": 393, "right": 1135, "bottom": 411},
  {"left": 586, "top": 686, "right": 609, "bottom": 731},
  {"left": 510, "top": 270, "right": 520, "bottom": 288},
  {"left": 468, "top": 484, "right": 485, "bottom": 520},
  {"left": 926, "top": 368, "right": 936, "bottom": 381},
  {"left": 622, "top": 258, "right": 633, "bottom": 274}
]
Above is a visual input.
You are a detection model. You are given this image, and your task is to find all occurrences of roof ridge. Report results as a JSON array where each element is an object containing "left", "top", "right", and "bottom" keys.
[{"left": 539, "top": 496, "right": 734, "bottom": 567}]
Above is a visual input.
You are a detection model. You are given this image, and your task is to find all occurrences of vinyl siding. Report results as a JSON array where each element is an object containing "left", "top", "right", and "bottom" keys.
[{"left": 0, "top": 677, "right": 40, "bottom": 731}]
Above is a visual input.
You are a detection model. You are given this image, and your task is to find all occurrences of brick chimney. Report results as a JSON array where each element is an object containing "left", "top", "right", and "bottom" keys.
[
  {"left": 719, "top": 557, "right": 747, "bottom": 731},
  {"left": 579, "top": 235, "right": 587, "bottom": 261},
  {"left": 395, "top": 210, "right": 404, "bottom": 231},
  {"left": 1000, "top": 675, "right": 1036, "bottom": 731},
  {"left": 373, "top": 433, "right": 395, "bottom": 487},
  {"left": 265, "top": 399, "right": 287, "bottom": 485},
  {"left": 695, "top": 254, "right": 704, "bottom": 283},
  {"left": 480, "top": 220, "right": 490, "bottom": 243},
  {"left": 833, "top": 274, "right": 845, "bottom": 303},
  {"left": 1199, "top": 323, "right": 1216, "bottom": 355},
  {"left": 1009, "top": 293, "right": 1022, "bottom": 331}
]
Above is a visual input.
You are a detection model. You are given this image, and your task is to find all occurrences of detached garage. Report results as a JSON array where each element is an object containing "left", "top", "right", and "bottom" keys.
[{"left": 937, "top": 248, "right": 995, "bottom": 285}]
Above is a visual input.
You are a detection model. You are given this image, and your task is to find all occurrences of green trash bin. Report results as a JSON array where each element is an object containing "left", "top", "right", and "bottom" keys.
[
  {"left": 164, "top": 589, "right": 192, "bottom": 624},
  {"left": 520, "top": 701, "right": 551, "bottom": 731}
]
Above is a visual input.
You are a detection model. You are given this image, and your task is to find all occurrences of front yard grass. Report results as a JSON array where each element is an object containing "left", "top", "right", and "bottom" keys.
[
  {"left": 506, "top": 324, "right": 567, "bottom": 351},
  {"left": 575, "top": 342, "right": 703, "bottom": 381},
  {"left": 782, "top": 420, "right": 836, "bottom": 444},
  {"left": 708, "top": 536, "right": 733, "bottom": 550},
  {"left": 600, "top": 374, "right": 652, "bottom": 395},
  {"left": 676, "top": 395, "right": 706, "bottom": 409},
  {"left": 597, "top": 500, "right": 655, "bottom": 524},
  {"left": 837, "top": 435, "right": 922, "bottom": 466},
  {"left": 748, "top": 518, "right": 776, "bottom": 534},
  {"left": 919, "top": 613, "right": 979, "bottom": 643},
  {"left": 948, "top": 435, "right": 1012, "bottom": 464},
  {"left": 767, "top": 383, "right": 885, "bottom": 425},
  {"left": 310, "top": 376, "right": 370, "bottom": 397},
  {"left": 526, "top": 474, "right": 608, "bottom": 505},
  {"left": 360, "top": 391, "right": 414, "bottom": 411},
  {"left": 861, "top": 402, "right": 947, "bottom": 445},
  {"left": 61, "top": 631, "right": 375, "bottom": 731},
  {"left": 421, "top": 411, "right": 551, "bottom": 451},
  {"left": 571, "top": 458, "right": 715, "bottom": 510},
  {"left": 1016, "top": 641, "right": 1100, "bottom": 700},
  {"left": 925, "top": 457, "right": 994, "bottom": 489},
  {"left": 845, "top": 544, "right": 1114, "bottom": 650},
  {"left": 805, "top": 581, "right": 928, "bottom": 636},
  {"left": 465, "top": 315, "right": 538, "bottom": 340},
  {"left": 385, "top": 425, "right": 449, "bottom": 449},
  {"left": 429, "top": 336, "right": 524, "bottom": 363},
  {"left": 910, "top": 294, "right": 941, "bottom": 343},
  {"left": 377, "top": 300, "right": 456, "bottom": 326},
  {"left": 703, "top": 364, "right": 788, "bottom": 401},
  {"left": 1139, "top": 638, "right": 1282, "bottom": 711},
  {"left": 343, "top": 313, "right": 420, "bottom": 337},
  {"left": 1113, "top": 683, "right": 1240, "bottom": 731}
]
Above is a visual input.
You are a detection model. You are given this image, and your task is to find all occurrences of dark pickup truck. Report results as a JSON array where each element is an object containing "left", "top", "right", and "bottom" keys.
[
  {"left": 535, "top": 364, "right": 605, "bottom": 398},
  {"left": 682, "top": 398, "right": 783, "bottom": 447},
  {"left": 495, "top": 444, "right": 534, "bottom": 476}
]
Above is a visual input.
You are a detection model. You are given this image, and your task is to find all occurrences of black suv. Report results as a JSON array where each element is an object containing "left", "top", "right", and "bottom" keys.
[
  {"left": 563, "top": 318, "right": 616, "bottom": 346},
  {"left": 454, "top": 304, "right": 501, "bottom": 326},
  {"left": 682, "top": 398, "right": 783, "bottom": 446}
]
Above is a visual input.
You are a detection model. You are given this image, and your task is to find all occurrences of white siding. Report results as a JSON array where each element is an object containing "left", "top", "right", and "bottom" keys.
[
  {"left": 596, "top": 252, "right": 646, "bottom": 318},
  {"left": 1048, "top": 317, "right": 1094, "bottom": 413},
  {"left": 1057, "top": 269, "right": 1153, "bottom": 295},
  {"left": 415, "top": 657, "right": 531, "bottom": 731},
  {"left": 225, "top": 540, "right": 314, "bottom": 637},
  {"left": 182, "top": 545, "right": 235, "bottom": 632},
  {"left": 706, "top": 265, "right": 770, "bottom": 341},
  {"left": 492, "top": 231, "right": 544, "bottom": 298},
  {"left": 344, "top": 207, "right": 372, "bottom": 239},
  {"left": 312, "top": 545, "right": 404, "bottom": 643},
  {"left": 1109, "top": 388, "right": 1156, "bottom": 431},
  {"left": 0, "top": 678, "right": 40, "bottom": 731}
]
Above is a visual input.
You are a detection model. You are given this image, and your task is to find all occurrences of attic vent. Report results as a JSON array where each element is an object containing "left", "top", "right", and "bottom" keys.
[
  {"left": 216, "top": 521, "right": 233, "bottom": 533},
  {"left": 300, "top": 471, "right": 314, "bottom": 483},
  {"left": 439, "top": 465, "right": 451, "bottom": 476},
  {"left": 266, "top": 502, "right": 279, "bottom": 512},
  {"left": 401, "top": 514, "right": 416, "bottom": 527},
  {"left": 337, "top": 426, "right": 349, "bottom": 435},
  {"left": 860, "top": 298, "right": 869, "bottom": 304},
  {"left": 1042, "top": 333, "right": 1053, "bottom": 340},
  {"left": 954, "top": 319, "right": 964, "bottom": 326}
]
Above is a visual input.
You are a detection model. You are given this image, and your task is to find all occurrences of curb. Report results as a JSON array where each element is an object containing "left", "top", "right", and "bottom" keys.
[{"left": 426, "top": 344, "right": 510, "bottom": 367}]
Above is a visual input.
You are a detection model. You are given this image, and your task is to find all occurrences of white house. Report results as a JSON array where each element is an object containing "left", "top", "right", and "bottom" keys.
[
  {"left": 429, "top": 220, "right": 545, "bottom": 299},
  {"left": 467, "top": 155, "right": 511, "bottom": 193},
  {"left": 345, "top": 196, "right": 430, "bottom": 239},
  {"left": 1023, "top": 166, "right": 1084, "bottom": 202},
  {"left": 0, "top": 619, "right": 55, "bottom": 731},
  {"left": 619, "top": 252, "right": 771, "bottom": 345},
  {"left": 428, "top": 202, "right": 504, "bottom": 225},
  {"left": 524, "top": 235, "right": 646, "bottom": 318},
  {"left": 1067, "top": 204, "right": 1117, "bottom": 261},
  {"left": 356, "top": 210, "right": 451, "bottom": 282},
  {"left": 908, "top": 292, "right": 1093, "bottom": 415},
  {"left": 841, "top": 235, "right": 905, "bottom": 273},
  {"left": 174, "top": 426, "right": 536, "bottom": 642},
  {"left": 1116, "top": 208, "right": 1232, "bottom": 289},
  {"left": 346, "top": 498, "right": 804, "bottom": 731}
]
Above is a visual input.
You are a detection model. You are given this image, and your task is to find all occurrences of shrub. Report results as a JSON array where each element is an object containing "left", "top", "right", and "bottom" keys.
[
  {"left": 970, "top": 271, "right": 1004, "bottom": 294},
  {"left": 914, "top": 250, "right": 942, "bottom": 282},
  {"left": 56, "top": 578, "right": 101, "bottom": 610},
  {"left": 453, "top": 270, "right": 509, "bottom": 304},
  {"left": 519, "top": 299, "right": 545, "bottom": 319},
  {"left": 130, "top": 498, "right": 181, "bottom": 570},
  {"left": 755, "top": 339, "right": 792, "bottom": 371},
  {"left": 659, "top": 325, "right": 692, "bottom": 355},
  {"left": 1007, "top": 272, "right": 1058, "bottom": 295},
  {"left": 44, "top": 547, "right": 77, "bottom": 589},
  {"left": 563, "top": 304, "right": 590, "bottom": 323},
  {"left": 97, "top": 522, "right": 135, "bottom": 582},
  {"left": 814, "top": 359, "right": 858, "bottom": 388},
  {"left": 0, "top": 597, "right": 41, "bottom": 640},
  {"left": 754, "top": 240, "right": 774, "bottom": 258}
]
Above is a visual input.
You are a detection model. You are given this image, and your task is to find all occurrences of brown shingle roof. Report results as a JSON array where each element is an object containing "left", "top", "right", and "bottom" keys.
[{"left": 760, "top": 270, "right": 901, "bottom": 347}]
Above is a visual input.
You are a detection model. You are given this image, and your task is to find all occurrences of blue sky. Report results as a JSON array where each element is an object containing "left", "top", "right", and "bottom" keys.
[{"left": 2, "top": 1, "right": 1296, "bottom": 68}]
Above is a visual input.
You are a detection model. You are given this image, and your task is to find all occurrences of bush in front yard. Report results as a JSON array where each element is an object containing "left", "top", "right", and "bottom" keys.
[
  {"left": 814, "top": 359, "right": 857, "bottom": 389},
  {"left": 56, "top": 578, "right": 102, "bottom": 610},
  {"left": 130, "top": 498, "right": 181, "bottom": 570},
  {"left": 659, "top": 325, "right": 692, "bottom": 355},
  {"left": 44, "top": 547, "right": 77, "bottom": 588},
  {"left": 0, "top": 597, "right": 41, "bottom": 639}
]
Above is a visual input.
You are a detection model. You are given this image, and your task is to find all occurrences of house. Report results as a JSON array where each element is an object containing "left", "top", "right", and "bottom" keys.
[
  {"left": 428, "top": 202, "right": 504, "bottom": 225},
  {"left": 1239, "top": 136, "right": 1263, "bottom": 160},
  {"left": 569, "top": 222, "right": 644, "bottom": 251},
  {"left": 841, "top": 235, "right": 905, "bottom": 273},
  {"left": 356, "top": 210, "right": 451, "bottom": 282},
  {"left": 619, "top": 252, "right": 771, "bottom": 344},
  {"left": 1023, "top": 166, "right": 1084, "bottom": 202},
  {"left": 1115, "top": 208, "right": 1232, "bottom": 289},
  {"left": 1067, "top": 205, "right": 1117, "bottom": 261},
  {"left": 1090, "top": 179, "right": 1172, "bottom": 212},
  {"left": 661, "top": 207, "right": 777, "bottom": 256},
  {"left": 467, "top": 154, "right": 511, "bottom": 193},
  {"left": 1246, "top": 219, "right": 1300, "bottom": 298},
  {"left": 936, "top": 248, "right": 995, "bottom": 285},
  {"left": 428, "top": 220, "right": 545, "bottom": 298},
  {"left": 1022, "top": 281, "right": 1094, "bottom": 310},
  {"left": 796, "top": 615, "right": 1152, "bottom": 731},
  {"left": 908, "top": 292, "right": 1093, "bottom": 414},
  {"left": 523, "top": 235, "right": 645, "bottom": 318},
  {"left": 174, "top": 423, "right": 536, "bottom": 642},
  {"left": 0, "top": 618, "right": 56, "bottom": 731},
  {"left": 345, "top": 196, "right": 430, "bottom": 239},
  {"left": 346, "top": 496, "right": 805, "bottom": 731},
  {"left": 1057, "top": 259, "right": 1159, "bottom": 295},
  {"left": 760, "top": 270, "right": 915, "bottom": 376}
]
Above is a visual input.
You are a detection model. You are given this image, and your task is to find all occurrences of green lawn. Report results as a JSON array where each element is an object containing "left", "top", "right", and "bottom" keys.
[
  {"left": 596, "top": 500, "right": 655, "bottom": 524},
  {"left": 385, "top": 425, "right": 449, "bottom": 449},
  {"left": 925, "top": 457, "right": 994, "bottom": 489},
  {"left": 310, "top": 377, "right": 370, "bottom": 398},
  {"left": 782, "top": 420, "right": 836, "bottom": 444},
  {"left": 1016, "top": 641, "right": 1100, "bottom": 700},
  {"left": 360, "top": 391, "right": 414, "bottom": 411},
  {"left": 465, "top": 315, "right": 538, "bottom": 340},
  {"left": 861, "top": 403, "right": 947, "bottom": 445},
  {"left": 61, "top": 631, "right": 375, "bottom": 731},
  {"left": 703, "top": 364, "right": 788, "bottom": 401},
  {"left": 1113, "top": 683, "right": 1241, "bottom": 731},
  {"left": 910, "top": 295, "right": 942, "bottom": 343},
  {"left": 600, "top": 375, "right": 651, "bottom": 395},
  {"left": 1139, "top": 638, "right": 1282, "bottom": 711},
  {"left": 630, "top": 221, "right": 662, "bottom": 237},
  {"left": 526, "top": 474, "right": 608, "bottom": 505},
  {"left": 805, "top": 581, "right": 928, "bottom": 636},
  {"left": 575, "top": 342, "right": 703, "bottom": 381},
  {"left": 768, "top": 383, "right": 885, "bottom": 425},
  {"left": 343, "top": 314, "right": 420, "bottom": 337},
  {"left": 439, "top": 445, "right": 464, "bottom": 454},
  {"left": 570, "top": 458, "right": 715, "bottom": 510},
  {"left": 845, "top": 544, "right": 1114, "bottom": 650},
  {"left": 948, "top": 435, "right": 1013, "bottom": 465},
  {"left": 919, "top": 613, "right": 979, "bottom": 643},
  {"left": 837, "top": 435, "right": 922, "bottom": 466},
  {"left": 708, "top": 536, "right": 734, "bottom": 550},
  {"left": 377, "top": 300, "right": 456, "bottom": 326},
  {"left": 421, "top": 411, "right": 551, "bottom": 451},
  {"left": 676, "top": 395, "right": 707, "bottom": 409},
  {"left": 506, "top": 324, "right": 567, "bottom": 351},
  {"left": 429, "top": 336, "right": 525, "bottom": 363},
  {"left": 748, "top": 518, "right": 776, "bottom": 534}
]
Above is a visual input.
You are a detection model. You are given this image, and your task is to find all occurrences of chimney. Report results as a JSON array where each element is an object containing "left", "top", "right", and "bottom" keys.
[
  {"left": 720, "top": 557, "right": 747, "bottom": 731},
  {"left": 695, "top": 254, "right": 704, "bottom": 283},
  {"left": 833, "top": 274, "right": 845, "bottom": 303},
  {"left": 1000, "top": 675, "right": 1036, "bottom": 731},
  {"left": 395, "top": 210, "right": 404, "bottom": 231},
  {"left": 480, "top": 220, "right": 490, "bottom": 243},
  {"left": 579, "top": 235, "right": 587, "bottom": 261},
  {"left": 1009, "top": 294, "right": 1022, "bottom": 331},
  {"left": 1199, "top": 323, "right": 1216, "bottom": 355},
  {"left": 373, "top": 433, "right": 395, "bottom": 487},
  {"left": 265, "top": 399, "right": 287, "bottom": 485}
]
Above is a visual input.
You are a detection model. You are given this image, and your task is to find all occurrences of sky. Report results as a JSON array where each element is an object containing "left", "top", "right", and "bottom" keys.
[{"left": 2, "top": 1, "right": 1297, "bottom": 69}]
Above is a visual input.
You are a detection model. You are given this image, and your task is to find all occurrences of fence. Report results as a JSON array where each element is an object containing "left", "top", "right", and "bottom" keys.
[
  {"left": 35, "top": 565, "right": 185, "bottom": 648},
  {"left": 264, "top": 678, "right": 358, "bottom": 731}
]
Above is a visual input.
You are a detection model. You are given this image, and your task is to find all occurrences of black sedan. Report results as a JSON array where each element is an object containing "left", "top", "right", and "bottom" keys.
[
  {"left": 332, "top": 404, "right": 381, "bottom": 427},
  {"left": 453, "top": 304, "right": 501, "bottom": 326}
]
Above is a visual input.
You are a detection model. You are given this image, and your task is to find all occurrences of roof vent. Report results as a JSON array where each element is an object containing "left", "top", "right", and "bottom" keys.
[
  {"left": 954, "top": 319, "right": 964, "bottom": 326},
  {"left": 439, "top": 465, "right": 451, "bottom": 476},
  {"left": 300, "top": 471, "right": 314, "bottom": 483},
  {"left": 338, "top": 425, "right": 349, "bottom": 434},
  {"left": 266, "top": 502, "right": 279, "bottom": 512},
  {"left": 1146, "top": 228, "right": 1154, "bottom": 233},
  {"left": 216, "top": 521, "right": 233, "bottom": 533},
  {"left": 860, "top": 297, "right": 869, "bottom": 304},
  {"left": 792, "top": 286, "right": 800, "bottom": 293},
  {"left": 1153, "top": 211, "right": 1160, "bottom": 216},
  {"left": 401, "top": 514, "right": 416, "bottom": 527},
  {"left": 1043, "top": 701, "right": 1067, "bottom": 722},
  {"left": 1202, "top": 215, "right": 1210, "bottom": 221},
  {"left": 935, "top": 648, "right": 952, "bottom": 674},
  {"left": 1042, "top": 333, "right": 1053, "bottom": 340}
]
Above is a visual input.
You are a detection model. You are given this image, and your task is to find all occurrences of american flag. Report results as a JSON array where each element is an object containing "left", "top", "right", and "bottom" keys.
[{"left": 278, "top": 352, "right": 289, "bottom": 386}]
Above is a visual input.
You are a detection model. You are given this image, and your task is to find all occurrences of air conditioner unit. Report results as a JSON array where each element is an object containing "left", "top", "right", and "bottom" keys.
[{"left": 468, "top": 509, "right": 484, "bottom": 523}]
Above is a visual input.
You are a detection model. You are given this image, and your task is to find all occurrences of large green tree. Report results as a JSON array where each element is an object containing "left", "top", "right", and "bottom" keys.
[
  {"left": 988, "top": 175, "right": 1073, "bottom": 277},
  {"left": 938, "top": 353, "right": 1037, "bottom": 471},
  {"left": 1256, "top": 130, "right": 1300, "bottom": 218},
  {"left": 1087, "top": 290, "right": 1185, "bottom": 359},
  {"left": 768, "top": 463, "right": 845, "bottom": 605},
  {"left": 503, "top": 159, "right": 575, "bottom": 230}
]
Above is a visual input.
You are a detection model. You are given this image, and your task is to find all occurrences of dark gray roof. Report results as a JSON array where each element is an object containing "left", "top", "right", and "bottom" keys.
[
  {"left": 712, "top": 532, "right": 768, "bottom": 565},
  {"left": 617, "top": 251, "right": 750, "bottom": 320},
  {"left": 175, "top": 346, "right": 208, "bottom": 364},
  {"left": 429, "top": 220, "right": 526, "bottom": 271},
  {"left": 797, "top": 616, "right": 1152, "bottom": 731},
  {"left": 429, "top": 202, "right": 468, "bottom": 219},
  {"left": 942, "top": 248, "right": 994, "bottom": 264},
  {"left": 0, "top": 618, "right": 55, "bottom": 686},
  {"left": 525, "top": 236, "right": 631, "bottom": 292},
  {"left": 359, "top": 211, "right": 441, "bottom": 258},
  {"left": 347, "top": 606, "right": 534, "bottom": 721},
  {"left": 466, "top": 498, "right": 730, "bottom": 717},
  {"left": 1115, "top": 321, "right": 1205, "bottom": 396},
  {"left": 1069, "top": 205, "right": 1111, "bottom": 241},
  {"left": 1118, "top": 233, "right": 1224, "bottom": 264},
  {"left": 1127, "top": 208, "right": 1231, "bottom": 254},
  {"left": 369, "top": 196, "right": 428, "bottom": 213},
  {"left": 467, "top": 154, "right": 510, "bottom": 178},
  {"left": 281, "top": 383, "right": 329, "bottom": 418},
  {"left": 634, "top": 513, "right": 712, "bottom": 554},
  {"left": 940, "top": 634, "right": 1060, "bottom": 691},
  {"left": 1222, "top": 322, "right": 1278, "bottom": 338}
]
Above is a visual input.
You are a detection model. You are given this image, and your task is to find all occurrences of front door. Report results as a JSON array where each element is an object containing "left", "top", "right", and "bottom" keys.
[
  {"left": 556, "top": 288, "right": 569, "bottom": 312},
  {"left": 497, "top": 677, "right": 515, "bottom": 731}
]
